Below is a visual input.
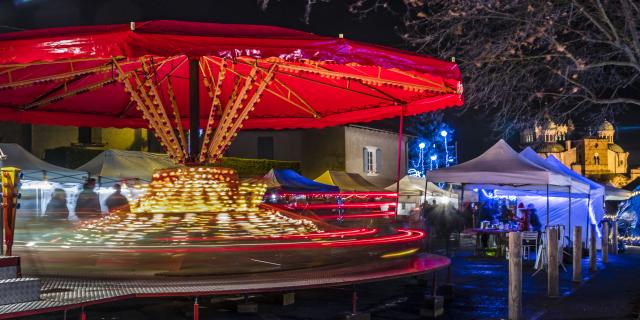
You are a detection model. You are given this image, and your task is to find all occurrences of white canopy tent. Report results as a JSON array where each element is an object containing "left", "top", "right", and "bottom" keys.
[
  {"left": 605, "top": 183, "right": 631, "bottom": 201},
  {"left": 0, "top": 143, "right": 86, "bottom": 183},
  {"left": 543, "top": 155, "right": 605, "bottom": 240},
  {"left": 512, "top": 148, "right": 599, "bottom": 243},
  {"left": 385, "top": 176, "right": 458, "bottom": 215},
  {"left": 427, "top": 140, "right": 572, "bottom": 193},
  {"left": 426, "top": 140, "right": 587, "bottom": 244},
  {"left": 0, "top": 143, "right": 87, "bottom": 218},
  {"left": 77, "top": 150, "right": 176, "bottom": 186}
]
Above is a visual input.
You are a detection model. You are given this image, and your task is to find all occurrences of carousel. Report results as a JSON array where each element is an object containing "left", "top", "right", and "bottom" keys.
[{"left": 0, "top": 20, "right": 461, "bottom": 316}]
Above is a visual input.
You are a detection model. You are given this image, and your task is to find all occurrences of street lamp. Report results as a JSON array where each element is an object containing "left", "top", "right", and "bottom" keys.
[
  {"left": 430, "top": 154, "right": 437, "bottom": 171},
  {"left": 440, "top": 130, "right": 449, "bottom": 167},
  {"left": 418, "top": 142, "right": 426, "bottom": 177}
]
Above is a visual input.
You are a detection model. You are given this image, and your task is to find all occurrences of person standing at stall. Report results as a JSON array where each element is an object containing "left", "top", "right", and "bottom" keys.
[
  {"left": 105, "top": 183, "right": 130, "bottom": 213},
  {"left": 527, "top": 203, "right": 542, "bottom": 232},
  {"left": 75, "top": 178, "right": 102, "bottom": 219},
  {"left": 45, "top": 188, "right": 69, "bottom": 220}
]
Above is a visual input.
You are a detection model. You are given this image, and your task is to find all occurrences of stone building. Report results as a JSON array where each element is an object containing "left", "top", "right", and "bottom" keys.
[
  {"left": 520, "top": 120, "right": 630, "bottom": 185},
  {"left": 226, "top": 125, "right": 409, "bottom": 186},
  {"left": 0, "top": 122, "right": 149, "bottom": 158}
]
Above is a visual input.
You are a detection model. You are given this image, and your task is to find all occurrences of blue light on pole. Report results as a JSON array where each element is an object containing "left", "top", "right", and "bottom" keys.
[
  {"left": 430, "top": 154, "right": 437, "bottom": 170},
  {"left": 418, "top": 142, "right": 426, "bottom": 176},
  {"left": 440, "top": 130, "right": 449, "bottom": 167}
]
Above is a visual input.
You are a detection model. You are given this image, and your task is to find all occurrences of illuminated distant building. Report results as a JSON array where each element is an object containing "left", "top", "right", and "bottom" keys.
[{"left": 520, "top": 120, "right": 630, "bottom": 186}]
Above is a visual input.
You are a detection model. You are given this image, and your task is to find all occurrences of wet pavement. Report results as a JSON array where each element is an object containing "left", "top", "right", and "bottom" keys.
[{"left": 18, "top": 235, "right": 640, "bottom": 320}]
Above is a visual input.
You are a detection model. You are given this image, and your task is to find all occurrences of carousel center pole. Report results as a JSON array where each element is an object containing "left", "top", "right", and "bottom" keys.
[{"left": 189, "top": 58, "right": 201, "bottom": 163}]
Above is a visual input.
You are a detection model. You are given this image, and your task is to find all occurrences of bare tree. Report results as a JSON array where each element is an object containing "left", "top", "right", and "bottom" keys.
[{"left": 263, "top": 0, "right": 640, "bottom": 135}]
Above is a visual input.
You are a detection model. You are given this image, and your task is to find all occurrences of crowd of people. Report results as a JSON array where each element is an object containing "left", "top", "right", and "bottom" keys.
[
  {"left": 406, "top": 197, "right": 543, "bottom": 242},
  {"left": 44, "top": 178, "right": 130, "bottom": 220},
  {"left": 463, "top": 199, "right": 542, "bottom": 232}
]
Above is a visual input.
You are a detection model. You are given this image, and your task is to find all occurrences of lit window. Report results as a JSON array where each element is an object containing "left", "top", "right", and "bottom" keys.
[{"left": 363, "top": 146, "right": 380, "bottom": 176}]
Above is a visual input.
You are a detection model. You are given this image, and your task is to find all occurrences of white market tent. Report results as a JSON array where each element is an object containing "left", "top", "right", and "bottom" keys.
[
  {"left": 385, "top": 175, "right": 454, "bottom": 197},
  {"left": 518, "top": 147, "right": 590, "bottom": 196},
  {"left": 515, "top": 148, "right": 600, "bottom": 242},
  {"left": 544, "top": 155, "right": 605, "bottom": 240},
  {"left": 0, "top": 143, "right": 86, "bottom": 183},
  {"left": 426, "top": 140, "right": 580, "bottom": 236},
  {"left": 427, "top": 140, "right": 572, "bottom": 197},
  {"left": 604, "top": 183, "right": 631, "bottom": 201},
  {"left": 0, "top": 143, "right": 87, "bottom": 218},
  {"left": 385, "top": 175, "right": 458, "bottom": 215},
  {"left": 77, "top": 149, "right": 176, "bottom": 186}
]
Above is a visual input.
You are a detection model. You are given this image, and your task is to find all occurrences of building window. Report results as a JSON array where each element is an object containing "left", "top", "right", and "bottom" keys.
[
  {"left": 257, "top": 136, "right": 274, "bottom": 160},
  {"left": 593, "top": 152, "right": 600, "bottom": 165},
  {"left": 363, "top": 146, "right": 380, "bottom": 176},
  {"left": 78, "top": 127, "right": 92, "bottom": 144}
]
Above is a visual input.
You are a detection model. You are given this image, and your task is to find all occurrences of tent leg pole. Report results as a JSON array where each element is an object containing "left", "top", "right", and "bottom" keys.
[
  {"left": 586, "top": 195, "right": 591, "bottom": 245},
  {"left": 546, "top": 184, "right": 550, "bottom": 226},
  {"left": 424, "top": 174, "right": 429, "bottom": 205},
  {"left": 568, "top": 187, "right": 572, "bottom": 242},
  {"left": 394, "top": 106, "right": 404, "bottom": 219}
]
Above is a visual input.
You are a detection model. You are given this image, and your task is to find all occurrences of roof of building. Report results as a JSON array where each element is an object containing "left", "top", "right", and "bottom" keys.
[
  {"left": 542, "top": 120, "right": 558, "bottom": 130},
  {"left": 598, "top": 120, "right": 614, "bottom": 132},
  {"left": 534, "top": 142, "right": 566, "bottom": 153},
  {"left": 608, "top": 143, "right": 625, "bottom": 153}
]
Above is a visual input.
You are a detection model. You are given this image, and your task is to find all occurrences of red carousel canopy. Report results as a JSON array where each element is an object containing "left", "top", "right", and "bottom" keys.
[{"left": 0, "top": 20, "right": 463, "bottom": 163}]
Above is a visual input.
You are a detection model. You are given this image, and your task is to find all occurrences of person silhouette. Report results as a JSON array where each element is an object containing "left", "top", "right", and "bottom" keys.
[
  {"left": 45, "top": 188, "right": 69, "bottom": 220},
  {"left": 75, "top": 178, "right": 102, "bottom": 219},
  {"left": 105, "top": 183, "right": 130, "bottom": 213}
]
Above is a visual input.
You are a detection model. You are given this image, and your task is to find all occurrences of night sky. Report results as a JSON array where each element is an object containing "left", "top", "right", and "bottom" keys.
[{"left": 1, "top": 0, "right": 637, "bottom": 164}]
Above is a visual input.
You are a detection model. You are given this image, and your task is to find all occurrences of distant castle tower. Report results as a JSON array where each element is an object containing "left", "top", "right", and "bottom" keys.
[
  {"left": 595, "top": 120, "right": 615, "bottom": 143},
  {"left": 520, "top": 119, "right": 630, "bottom": 186}
]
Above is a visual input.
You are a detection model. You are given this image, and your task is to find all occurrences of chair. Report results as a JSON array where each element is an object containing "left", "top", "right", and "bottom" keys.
[{"left": 521, "top": 231, "right": 539, "bottom": 260}]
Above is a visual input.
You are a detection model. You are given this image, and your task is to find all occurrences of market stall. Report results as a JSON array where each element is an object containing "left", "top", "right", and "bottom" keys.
[
  {"left": 385, "top": 175, "right": 458, "bottom": 215},
  {"left": 77, "top": 149, "right": 176, "bottom": 186},
  {"left": 514, "top": 148, "right": 596, "bottom": 243},
  {"left": 543, "top": 155, "right": 606, "bottom": 240},
  {"left": 315, "top": 170, "right": 383, "bottom": 192},
  {"left": 261, "top": 169, "right": 339, "bottom": 193},
  {"left": 427, "top": 140, "right": 574, "bottom": 231},
  {"left": 0, "top": 143, "right": 86, "bottom": 218}
]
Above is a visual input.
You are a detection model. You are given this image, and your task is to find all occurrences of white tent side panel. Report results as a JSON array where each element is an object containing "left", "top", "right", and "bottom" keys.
[{"left": 518, "top": 195, "right": 603, "bottom": 248}]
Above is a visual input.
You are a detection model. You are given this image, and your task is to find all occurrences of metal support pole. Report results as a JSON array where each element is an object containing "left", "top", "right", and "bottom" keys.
[
  {"left": 508, "top": 232, "right": 522, "bottom": 320},
  {"left": 351, "top": 288, "right": 358, "bottom": 315},
  {"left": 612, "top": 221, "right": 619, "bottom": 255},
  {"left": 189, "top": 58, "right": 200, "bottom": 162},
  {"left": 432, "top": 272, "right": 437, "bottom": 296},
  {"left": 573, "top": 226, "right": 582, "bottom": 282},
  {"left": 546, "top": 184, "right": 550, "bottom": 226},
  {"left": 547, "top": 227, "right": 559, "bottom": 297},
  {"left": 394, "top": 107, "right": 404, "bottom": 218},
  {"left": 568, "top": 187, "right": 572, "bottom": 237},
  {"left": 602, "top": 222, "right": 608, "bottom": 264},
  {"left": 193, "top": 297, "right": 199, "bottom": 320},
  {"left": 589, "top": 224, "right": 597, "bottom": 273}
]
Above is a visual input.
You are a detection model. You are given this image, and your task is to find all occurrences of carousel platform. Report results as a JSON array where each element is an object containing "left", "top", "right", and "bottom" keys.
[{"left": 0, "top": 253, "right": 449, "bottom": 319}]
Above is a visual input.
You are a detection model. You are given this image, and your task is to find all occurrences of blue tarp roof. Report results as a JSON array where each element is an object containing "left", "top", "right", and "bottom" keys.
[{"left": 264, "top": 169, "right": 339, "bottom": 192}]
